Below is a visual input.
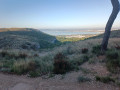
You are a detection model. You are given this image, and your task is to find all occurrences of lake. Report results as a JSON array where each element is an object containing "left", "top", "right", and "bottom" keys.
[{"left": 40, "top": 29, "right": 103, "bottom": 36}]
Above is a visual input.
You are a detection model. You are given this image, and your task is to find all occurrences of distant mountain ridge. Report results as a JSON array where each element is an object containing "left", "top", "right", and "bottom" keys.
[
  {"left": 0, "top": 28, "right": 30, "bottom": 32},
  {"left": 89, "top": 29, "right": 120, "bottom": 39},
  {"left": 0, "top": 28, "right": 60, "bottom": 50}
]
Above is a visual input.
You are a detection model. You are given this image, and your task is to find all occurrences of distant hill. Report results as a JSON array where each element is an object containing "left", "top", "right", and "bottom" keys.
[
  {"left": 0, "top": 28, "right": 60, "bottom": 50},
  {"left": 56, "top": 29, "right": 120, "bottom": 42},
  {"left": 88, "top": 29, "right": 120, "bottom": 39}
]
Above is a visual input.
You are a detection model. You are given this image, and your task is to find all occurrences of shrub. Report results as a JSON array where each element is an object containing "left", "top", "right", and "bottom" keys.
[
  {"left": 82, "top": 48, "right": 88, "bottom": 54},
  {"left": 18, "top": 53, "right": 28, "bottom": 59},
  {"left": 0, "top": 51, "right": 9, "bottom": 57},
  {"left": 95, "top": 76, "right": 115, "bottom": 83},
  {"left": 106, "top": 50, "right": 119, "bottom": 59},
  {"left": 78, "top": 76, "right": 91, "bottom": 83},
  {"left": 34, "top": 54, "right": 39, "bottom": 57},
  {"left": 106, "top": 50, "right": 120, "bottom": 73},
  {"left": 54, "top": 53, "right": 66, "bottom": 60},
  {"left": 106, "top": 59, "right": 120, "bottom": 73},
  {"left": 1, "top": 59, "right": 14, "bottom": 68},
  {"left": 68, "top": 56, "right": 89, "bottom": 72},
  {"left": 76, "top": 56, "right": 88, "bottom": 65},
  {"left": 0, "top": 51, "right": 28, "bottom": 59},
  {"left": 92, "top": 45, "right": 102, "bottom": 55},
  {"left": 79, "top": 67, "right": 91, "bottom": 74},
  {"left": 27, "top": 60, "right": 39, "bottom": 71},
  {"left": 11, "top": 60, "right": 38, "bottom": 75},
  {"left": 53, "top": 53, "right": 70, "bottom": 74},
  {"left": 66, "top": 46, "right": 74, "bottom": 55},
  {"left": 28, "top": 70, "right": 40, "bottom": 77},
  {"left": 8, "top": 53, "right": 17, "bottom": 59},
  {"left": 88, "top": 59, "right": 96, "bottom": 64},
  {"left": 69, "top": 60, "right": 79, "bottom": 71},
  {"left": 81, "top": 55, "right": 89, "bottom": 64},
  {"left": 11, "top": 60, "right": 29, "bottom": 74}
]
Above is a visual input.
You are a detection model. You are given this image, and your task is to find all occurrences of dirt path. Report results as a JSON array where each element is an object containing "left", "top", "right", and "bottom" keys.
[
  {"left": 0, "top": 57, "right": 120, "bottom": 90},
  {"left": 0, "top": 71, "right": 120, "bottom": 90}
]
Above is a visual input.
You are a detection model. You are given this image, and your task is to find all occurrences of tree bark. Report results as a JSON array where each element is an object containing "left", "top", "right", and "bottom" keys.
[{"left": 101, "top": 0, "right": 120, "bottom": 52}]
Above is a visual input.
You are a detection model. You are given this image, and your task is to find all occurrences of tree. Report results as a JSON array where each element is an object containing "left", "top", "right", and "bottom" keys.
[{"left": 101, "top": 0, "right": 120, "bottom": 52}]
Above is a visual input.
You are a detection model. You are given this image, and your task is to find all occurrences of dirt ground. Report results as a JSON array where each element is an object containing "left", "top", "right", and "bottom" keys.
[{"left": 0, "top": 59, "right": 120, "bottom": 90}]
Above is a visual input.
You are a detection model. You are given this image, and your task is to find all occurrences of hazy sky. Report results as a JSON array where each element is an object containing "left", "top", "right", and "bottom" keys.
[{"left": 0, "top": 0, "right": 120, "bottom": 29}]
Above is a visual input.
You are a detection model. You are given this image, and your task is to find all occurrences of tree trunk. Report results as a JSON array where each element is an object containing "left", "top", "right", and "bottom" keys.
[{"left": 101, "top": 0, "right": 120, "bottom": 52}]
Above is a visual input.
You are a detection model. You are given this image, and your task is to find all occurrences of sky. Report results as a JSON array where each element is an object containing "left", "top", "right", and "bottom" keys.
[{"left": 0, "top": 0, "right": 120, "bottom": 30}]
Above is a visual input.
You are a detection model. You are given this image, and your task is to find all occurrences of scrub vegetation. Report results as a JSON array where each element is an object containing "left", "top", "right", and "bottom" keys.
[{"left": 0, "top": 29, "right": 120, "bottom": 88}]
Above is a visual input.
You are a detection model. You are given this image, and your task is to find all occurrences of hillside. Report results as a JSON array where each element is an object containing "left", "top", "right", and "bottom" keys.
[
  {"left": 0, "top": 37, "right": 120, "bottom": 90},
  {"left": 88, "top": 29, "right": 120, "bottom": 39},
  {"left": 0, "top": 28, "right": 60, "bottom": 50},
  {"left": 0, "top": 29, "right": 120, "bottom": 90}
]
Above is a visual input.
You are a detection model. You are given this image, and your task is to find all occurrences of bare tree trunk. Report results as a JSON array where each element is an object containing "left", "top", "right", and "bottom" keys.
[{"left": 101, "top": 0, "right": 120, "bottom": 52}]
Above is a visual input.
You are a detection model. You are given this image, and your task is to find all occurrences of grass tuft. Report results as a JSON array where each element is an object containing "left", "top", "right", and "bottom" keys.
[{"left": 78, "top": 76, "right": 91, "bottom": 83}]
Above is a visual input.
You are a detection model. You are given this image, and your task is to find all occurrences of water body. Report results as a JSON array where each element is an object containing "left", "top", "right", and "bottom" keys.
[{"left": 40, "top": 29, "right": 103, "bottom": 36}]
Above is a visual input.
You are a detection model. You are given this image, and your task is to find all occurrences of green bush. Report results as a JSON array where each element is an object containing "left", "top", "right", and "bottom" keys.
[
  {"left": 82, "top": 55, "right": 89, "bottom": 62},
  {"left": 28, "top": 70, "right": 40, "bottom": 77},
  {"left": 106, "top": 50, "right": 120, "bottom": 73},
  {"left": 1, "top": 60, "right": 14, "bottom": 68},
  {"left": 106, "top": 50, "right": 119, "bottom": 59},
  {"left": 92, "top": 45, "right": 102, "bottom": 55},
  {"left": 68, "top": 56, "right": 89, "bottom": 72},
  {"left": 88, "top": 59, "right": 96, "bottom": 64},
  {"left": 69, "top": 60, "right": 79, "bottom": 71},
  {"left": 106, "top": 59, "right": 120, "bottom": 73},
  {"left": 11, "top": 60, "right": 38, "bottom": 75},
  {"left": 11, "top": 61, "right": 29, "bottom": 74},
  {"left": 0, "top": 50, "right": 54, "bottom": 75},
  {"left": 95, "top": 76, "right": 115, "bottom": 83}
]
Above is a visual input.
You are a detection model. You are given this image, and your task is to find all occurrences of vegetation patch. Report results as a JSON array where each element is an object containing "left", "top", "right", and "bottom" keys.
[
  {"left": 88, "top": 59, "right": 96, "bottom": 64},
  {"left": 68, "top": 55, "right": 89, "bottom": 71},
  {"left": 28, "top": 70, "right": 40, "bottom": 77},
  {"left": 56, "top": 36, "right": 86, "bottom": 42},
  {"left": 11, "top": 60, "right": 35, "bottom": 75},
  {"left": 106, "top": 50, "right": 120, "bottom": 73},
  {"left": 0, "top": 51, "right": 29, "bottom": 60},
  {"left": 53, "top": 53, "right": 71, "bottom": 74},
  {"left": 79, "top": 67, "right": 91, "bottom": 74},
  {"left": 95, "top": 76, "right": 115, "bottom": 83},
  {"left": 78, "top": 76, "right": 91, "bottom": 83},
  {"left": 0, "top": 50, "right": 54, "bottom": 77},
  {"left": 82, "top": 48, "right": 88, "bottom": 54},
  {"left": 92, "top": 45, "right": 102, "bottom": 55}
]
